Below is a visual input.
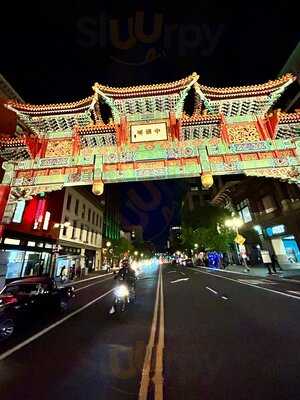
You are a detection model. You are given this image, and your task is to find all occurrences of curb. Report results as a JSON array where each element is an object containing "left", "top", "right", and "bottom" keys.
[{"left": 197, "top": 266, "right": 300, "bottom": 284}]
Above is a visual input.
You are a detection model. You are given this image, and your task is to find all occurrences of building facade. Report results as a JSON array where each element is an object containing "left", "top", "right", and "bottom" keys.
[
  {"left": 103, "top": 184, "right": 121, "bottom": 242},
  {"left": 56, "top": 187, "right": 104, "bottom": 277},
  {"left": 0, "top": 187, "right": 104, "bottom": 282},
  {"left": 213, "top": 177, "right": 300, "bottom": 267}
]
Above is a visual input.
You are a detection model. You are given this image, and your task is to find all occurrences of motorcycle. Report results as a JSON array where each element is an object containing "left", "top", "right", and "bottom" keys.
[{"left": 109, "top": 277, "right": 136, "bottom": 317}]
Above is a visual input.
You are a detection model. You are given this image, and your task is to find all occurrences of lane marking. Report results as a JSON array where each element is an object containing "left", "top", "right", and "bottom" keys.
[
  {"left": 0, "top": 289, "right": 114, "bottom": 361},
  {"left": 221, "top": 296, "right": 228, "bottom": 301},
  {"left": 237, "top": 279, "right": 278, "bottom": 285},
  {"left": 139, "top": 267, "right": 161, "bottom": 400},
  {"left": 167, "top": 271, "right": 176, "bottom": 274},
  {"left": 192, "top": 269, "right": 300, "bottom": 301},
  {"left": 154, "top": 264, "right": 165, "bottom": 399},
  {"left": 287, "top": 290, "right": 300, "bottom": 295},
  {"left": 75, "top": 276, "right": 113, "bottom": 292},
  {"left": 205, "top": 286, "right": 218, "bottom": 295},
  {"left": 279, "top": 278, "right": 300, "bottom": 284},
  {"left": 180, "top": 271, "right": 186, "bottom": 276},
  {"left": 170, "top": 278, "right": 189, "bottom": 284}
]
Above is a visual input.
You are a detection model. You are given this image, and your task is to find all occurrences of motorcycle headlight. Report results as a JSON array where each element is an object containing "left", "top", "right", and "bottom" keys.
[{"left": 115, "top": 285, "right": 129, "bottom": 297}]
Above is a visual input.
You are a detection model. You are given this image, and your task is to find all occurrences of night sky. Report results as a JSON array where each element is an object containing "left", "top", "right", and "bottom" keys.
[{"left": 1, "top": 1, "right": 299, "bottom": 248}]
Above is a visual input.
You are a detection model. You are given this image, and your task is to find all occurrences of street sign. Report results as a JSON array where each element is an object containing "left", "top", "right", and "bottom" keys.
[{"left": 234, "top": 233, "right": 246, "bottom": 245}]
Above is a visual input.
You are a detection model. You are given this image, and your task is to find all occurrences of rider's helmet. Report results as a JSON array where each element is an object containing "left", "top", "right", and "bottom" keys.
[{"left": 121, "top": 258, "right": 130, "bottom": 268}]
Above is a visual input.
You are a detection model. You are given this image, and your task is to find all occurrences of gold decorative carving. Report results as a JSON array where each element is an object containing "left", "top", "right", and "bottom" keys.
[
  {"left": 209, "top": 156, "right": 223, "bottom": 163},
  {"left": 45, "top": 140, "right": 73, "bottom": 157},
  {"left": 228, "top": 124, "right": 260, "bottom": 143},
  {"left": 49, "top": 168, "right": 64, "bottom": 175},
  {"left": 241, "top": 154, "right": 258, "bottom": 161},
  {"left": 225, "top": 155, "right": 240, "bottom": 162}
]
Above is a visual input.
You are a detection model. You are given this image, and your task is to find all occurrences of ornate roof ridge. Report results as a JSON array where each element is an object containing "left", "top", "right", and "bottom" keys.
[
  {"left": 181, "top": 114, "right": 221, "bottom": 123},
  {"left": 77, "top": 122, "right": 116, "bottom": 133},
  {"left": 0, "top": 136, "right": 25, "bottom": 146},
  {"left": 6, "top": 96, "right": 94, "bottom": 113},
  {"left": 277, "top": 110, "right": 300, "bottom": 123},
  {"left": 200, "top": 74, "right": 295, "bottom": 98},
  {"left": 93, "top": 73, "right": 199, "bottom": 96}
]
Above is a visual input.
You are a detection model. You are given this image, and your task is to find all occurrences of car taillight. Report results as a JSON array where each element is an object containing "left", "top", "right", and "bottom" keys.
[{"left": 1, "top": 295, "right": 18, "bottom": 305}]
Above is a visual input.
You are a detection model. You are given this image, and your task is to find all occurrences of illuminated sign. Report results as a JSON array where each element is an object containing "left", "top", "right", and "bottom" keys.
[
  {"left": 12, "top": 200, "right": 26, "bottom": 223},
  {"left": 43, "top": 211, "right": 51, "bottom": 230},
  {"left": 130, "top": 122, "right": 167, "bottom": 143},
  {"left": 266, "top": 225, "right": 286, "bottom": 237}
]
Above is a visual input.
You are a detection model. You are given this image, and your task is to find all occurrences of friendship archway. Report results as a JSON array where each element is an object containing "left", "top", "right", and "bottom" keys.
[{"left": 0, "top": 72, "right": 300, "bottom": 235}]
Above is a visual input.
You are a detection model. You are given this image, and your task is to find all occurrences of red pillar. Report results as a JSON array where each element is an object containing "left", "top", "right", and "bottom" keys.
[{"left": 0, "top": 184, "right": 10, "bottom": 238}]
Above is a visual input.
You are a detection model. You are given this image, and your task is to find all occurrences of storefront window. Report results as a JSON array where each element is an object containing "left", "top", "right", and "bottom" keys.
[
  {"left": 5, "top": 250, "right": 25, "bottom": 279},
  {"left": 262, "top": 195, "right": 277, "bottom": 214},
  {"left": 66, "top": 194, "right": 72, "bottom": 210},
  {"left": 22, "top": 252, "right": 41, "bottom": 276},
  {"left": 237, "top": 199, "right": 252, "bottom": 223},
  {"left": 3, "top": 249, "right": 52, "bottom": 280}
]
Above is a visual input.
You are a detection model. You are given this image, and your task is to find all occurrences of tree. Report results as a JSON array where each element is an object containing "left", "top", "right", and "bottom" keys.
[
  {"left": 132, "top": 240, "right": 153, "bottom": 258},
  {"left": 111, "top": 238, "right": 135, "bottom": 259},
  {"left": 181, "top": 204, "right": 235, "bottom": 253},
  {"left": 182, "top": 203, "right": 232, "bottom": 230}
]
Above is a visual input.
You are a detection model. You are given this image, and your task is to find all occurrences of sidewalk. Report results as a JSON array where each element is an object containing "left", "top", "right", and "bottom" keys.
[
  {"left": 206, "top": 263, "right": 300, "bottom": 282},
  {"left": 54, "top": 269, "right": 111, "bottom": 286}
]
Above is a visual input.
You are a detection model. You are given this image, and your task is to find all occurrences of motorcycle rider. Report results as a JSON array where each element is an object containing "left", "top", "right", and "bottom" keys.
[
  {"left": 115, "top": 259, "right": 137, "bottom": 297},
  {"left": 109, "top": 259, "right": 137, "bottom": 315}
]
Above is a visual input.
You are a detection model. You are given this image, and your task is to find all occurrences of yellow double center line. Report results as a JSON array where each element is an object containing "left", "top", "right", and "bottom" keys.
[{"left": 139, "top": 266, "right": 165, "bottom": 400}]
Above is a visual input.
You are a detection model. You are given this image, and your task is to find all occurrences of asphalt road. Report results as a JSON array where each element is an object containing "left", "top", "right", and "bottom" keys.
[{"left": 1, "top": 261, "right": 300, "bottom": 399}]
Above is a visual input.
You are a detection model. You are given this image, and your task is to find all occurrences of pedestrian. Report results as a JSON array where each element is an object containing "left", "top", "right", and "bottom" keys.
[
  {"left": 270, "top": 254, "right": 280, "bottom": 274},
  {"left": 223, "top": 253, "right": 229, "bottom": 270},
  {"left": 60, "top": 265, "right": 67, "bottom": 282},
  {"left": 38, "top": 260, "right": 44, "bottom": 276},
  {"left": 34, "top": 262, "right": 40, "bottom": 276},
  {"left": 241, "top": 253, "right": 250, "bottom": 272},
  {"left": 204, "top": 253, "right": 209, "bottom": 268},
  {"left": 70, "top": 263, "right": 75, "bottom": 280}
]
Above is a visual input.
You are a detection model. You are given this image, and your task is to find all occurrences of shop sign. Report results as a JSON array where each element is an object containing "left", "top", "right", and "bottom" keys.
[
  {"left": 60, "top": 246, "right": 81, "bottom": 255},
  {"left": 261, "top": 250, "right": 271, "bottom": 264},
  {"left": 266, "top": 225, "right": 286, "bottom": 237}
]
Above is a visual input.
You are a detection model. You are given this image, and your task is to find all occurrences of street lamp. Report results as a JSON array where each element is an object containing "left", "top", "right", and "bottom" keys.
[
  {"left": 253, "top": 225, "right": 263, "bottom": 235},
  {"left": 194, "top": 243, "right": 199, "bottom": 249},
  {"left": 225, "top": 217, "right": 243, "bottom": 232},
  {"left": 134, "top": 251, "right": 138, "bottom": 256},
  {"left": 225, "top": 216, "right": 244, "bottom": 265},
  {"left": 141, "top": 253, "right": 144, "bottom": 257},
  {"left": 106, "top": 241, "right": 111, "bottom": 248}
]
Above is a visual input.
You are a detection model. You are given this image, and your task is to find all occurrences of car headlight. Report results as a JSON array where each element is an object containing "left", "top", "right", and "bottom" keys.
[{"left": 115, "top": 285, "right": 129, "bottom": 297}]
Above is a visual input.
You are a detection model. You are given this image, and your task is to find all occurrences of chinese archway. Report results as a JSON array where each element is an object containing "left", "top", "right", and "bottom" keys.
[{"left": 0, "top": 72, "right": 300, "bottom": 232}]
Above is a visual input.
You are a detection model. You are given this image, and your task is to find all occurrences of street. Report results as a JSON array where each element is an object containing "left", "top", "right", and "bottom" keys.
[{"left": 1, "top": 261, "right": 300, "bottom": 399}]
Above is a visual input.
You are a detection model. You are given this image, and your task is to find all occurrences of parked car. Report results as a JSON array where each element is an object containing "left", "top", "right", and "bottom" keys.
[
  {"left": 102, "top": 263, "right": 112, "bottom": 273},
  {"left": 181, "top": 258, "right": 194, "bottom": 267},
  {"left": 0, "top": 276, "right": 75, "bottom": 340}
]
